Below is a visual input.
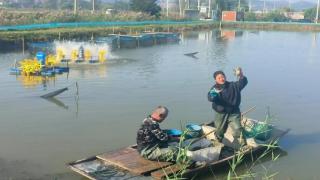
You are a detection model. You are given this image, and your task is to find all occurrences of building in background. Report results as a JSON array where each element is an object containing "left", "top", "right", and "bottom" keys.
[
  {"left": 284, "top": 12, "right": 305, "bottom": 21},
  {"left": 222, "top": 11, "right": 244, "bottom": 22},
  {"left": 184, "top": 9, "right": 199, "bottom": 19}
]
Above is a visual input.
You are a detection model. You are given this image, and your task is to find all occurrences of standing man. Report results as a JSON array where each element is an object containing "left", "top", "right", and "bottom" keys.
[{"left": 207, "top": 67, "right": 248, "bottom": 148}]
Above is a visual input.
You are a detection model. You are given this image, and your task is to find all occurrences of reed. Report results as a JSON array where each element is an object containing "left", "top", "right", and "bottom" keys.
[
  {"left": 162, "top": 129, "right": 193, "bottom": 180},
  {"left": 226, "top": 109, "right": 282, "bottom": 180},
  {"left": 159, "top": 119, "right": 197, "bottom": 180}
]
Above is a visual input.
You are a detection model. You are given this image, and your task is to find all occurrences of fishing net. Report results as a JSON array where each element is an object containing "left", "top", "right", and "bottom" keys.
[{"left": 243, "top": 122, "right": 272, "bottom": 141}]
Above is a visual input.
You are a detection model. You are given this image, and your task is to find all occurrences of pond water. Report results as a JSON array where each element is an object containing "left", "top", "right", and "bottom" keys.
[{"left": 0, "top": 29, "right": 320, "bottom": 179}]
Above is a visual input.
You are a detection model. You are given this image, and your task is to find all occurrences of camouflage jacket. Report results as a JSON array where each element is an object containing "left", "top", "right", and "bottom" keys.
[{"left": 136, "top": 117, "right": 169, "bottom": 153}]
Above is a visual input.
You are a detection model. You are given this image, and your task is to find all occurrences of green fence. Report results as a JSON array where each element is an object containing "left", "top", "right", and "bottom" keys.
[
  {"left": 0, "top": 20, "right": 216, "bottom": 31},
  {"left": 2, "top": 20, "right": 318, "bottom": 32}
]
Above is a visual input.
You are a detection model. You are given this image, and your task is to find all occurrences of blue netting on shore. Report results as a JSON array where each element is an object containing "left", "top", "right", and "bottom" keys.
[
  {"left": 2, "top": 20, "right": 319, "bottom": 31},
  {"left": 0, "top": 20, "right": 214, "bottom": 31}
]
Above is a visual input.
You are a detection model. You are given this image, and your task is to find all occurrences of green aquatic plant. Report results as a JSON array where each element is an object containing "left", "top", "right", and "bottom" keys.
[
  {"left": 163, "top": 129, "right": 193, "bottom": 180},
  {"left": 226, "top": 139, "right": 281, "bottom": 179},
  {"left": 226, "top": 108, "right": 282, "bottom": 180},
  {"left": 161, "top": 119, "right": 204, "bottom": 180}
]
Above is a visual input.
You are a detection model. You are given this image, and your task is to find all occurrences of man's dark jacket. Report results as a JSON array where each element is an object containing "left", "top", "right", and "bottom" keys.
[{"left": 208, "top": 76, "right": 248, "bottom": 114}]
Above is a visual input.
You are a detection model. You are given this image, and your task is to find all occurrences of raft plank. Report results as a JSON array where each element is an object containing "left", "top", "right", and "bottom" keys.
[
  {"left": 96, "top": 147, "right": 172, "bottom": 175},
  {"left": 151, "top": 164, "right": 182, "bottom": 180},
  {"left": 69, "top": 166, "right": 96, "bottom": 180}
]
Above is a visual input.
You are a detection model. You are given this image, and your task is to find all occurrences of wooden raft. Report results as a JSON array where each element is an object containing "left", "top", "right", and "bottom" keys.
[
  {"left": 96, "top": 146, "right": 172, "bottom": 175},
  {"left": 151, "top": 164, "right": 183, "bottom": 180}
]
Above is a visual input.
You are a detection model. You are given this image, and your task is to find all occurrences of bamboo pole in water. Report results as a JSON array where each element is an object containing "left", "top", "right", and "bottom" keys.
[
  {"left": 22, "top": 37, "right": 25, "bottom": 55},
  {"left": 117, "top": 33, "right": 120, "bottom": 49}
]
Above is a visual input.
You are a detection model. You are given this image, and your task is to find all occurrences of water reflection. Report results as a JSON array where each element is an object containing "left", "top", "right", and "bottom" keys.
[
  {"left": 181, "top": 31, "right": 214, "bottom": 43},
  {"left": 16, "top": 75, "right": 57, "bottom": 90},
  {"left": 209, "top": 30, "right": 229, "bottom": 69},
  {"left": 181, "top": 31, "right": 200, "bottom": 39},
  {"left": 197, "top": 148, "right": 288, "bottom": 180},
  {"left": 43, "top": 97, "right": 68, "bottom": 110},
  {"left": 184, "top": 52, "right": 199, "bottom": 59},
  {"left": 68, "top": 64, "right": 108, "bottom": 79},
  {"left": 41, "top": 84, "right": 80, "bottom": 117},
  {"left": 180, "top": 30, "right": 243, "bottom": 69},
  {"left": 1, "top": 30, "right": 320, "bottom": 179},
  {"left": 282, "top": 132, "right": 320, "bottom": 150},
  {"left": 312, "top": 33, "right": 318, "bottom": 46},
  {"left": 220, "top": 30, "right": 244, "bottom": 41},
  {"left": 221, "top": 30, "right": 236, "bottom": 40},
  {"left": 307, "top": 33, "right": 319, "bottom": 65},
  {"left": 0, "top": 39, "right": 23, "bottom": 53},
  {"left": 198, "top": 31, "right": 211, "bottom": 43}
]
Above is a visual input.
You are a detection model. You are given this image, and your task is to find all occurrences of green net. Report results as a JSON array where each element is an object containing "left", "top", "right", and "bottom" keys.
[
  {"left": 0, "top": 20, "right": 216, "bottom": 31},
  {"left": 244, "top": 122, "right": 272, "bottom": 141}
]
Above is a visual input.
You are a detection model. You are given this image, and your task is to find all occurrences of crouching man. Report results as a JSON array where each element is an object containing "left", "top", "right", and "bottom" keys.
[
  {"left": 137, "top": 106, "right": 219, "bottom": 163},
  {"left": 137, "top": 106, "right": 178, "bottom": 162}
]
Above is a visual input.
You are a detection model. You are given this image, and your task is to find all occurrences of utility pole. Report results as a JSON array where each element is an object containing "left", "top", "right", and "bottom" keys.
[
  {"left": 238, "top": 0, "right": 241, "bottom": 11},
  {"left": 288, "top": 0, "right": 291, "bottom": 11},
  {"left": 179, "top": 0, "right": 186, "bottom": 17},
  {"left": 179, "top": 0, "right": 182, "bottom": 17},
  {"left": 92, "top": 0, "right": 95, "bottom": 13},
  {"left": 198, "top": 0, "right": 200, "bottom": 10},
  {"left": 166, "top": 0, "right": 169, "bottom": 17},
  {"left": 74, "top": 0, "right": 77, "bottom": 15},
  {"left": 208, "top": 0, "right": 211, "bottom": 18},
  {"left": 249, "top": 0, "right": 252, "bottom": 12},
  {"left": 316, "top": 0, "right": 320, "bottom": 23}
]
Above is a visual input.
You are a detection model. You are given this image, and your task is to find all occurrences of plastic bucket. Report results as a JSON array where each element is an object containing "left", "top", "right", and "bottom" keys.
[
  {"left": 186, "top": 123, "right": 202, "bottom": 138},
  {"left": 166, "top": 129, "right": 182, "bottom": 137},
  {"left": 36, "top": 52, "right": 46, "bottom": 65}
]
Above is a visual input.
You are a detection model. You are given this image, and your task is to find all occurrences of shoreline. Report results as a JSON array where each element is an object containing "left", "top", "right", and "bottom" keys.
[
  {"left": 0, "top": 21, "right": 219, "bottom": 41},
  {"left": 0, "top": 21, "right": 320, "bottom": 41}
]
